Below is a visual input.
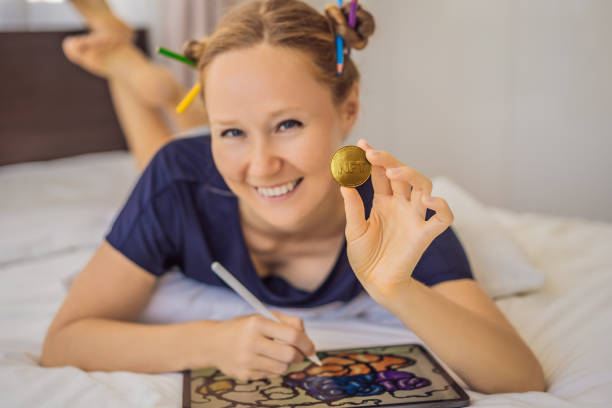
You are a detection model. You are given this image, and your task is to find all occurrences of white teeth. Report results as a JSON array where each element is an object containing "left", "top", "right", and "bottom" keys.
[{"left": 256, "top": 179, "right": 299, "bottom": 197}]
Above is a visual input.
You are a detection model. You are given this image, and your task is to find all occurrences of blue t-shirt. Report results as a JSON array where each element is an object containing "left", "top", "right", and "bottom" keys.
[{"left": 106, "top": 135, "right": 473, "bottom": 308}]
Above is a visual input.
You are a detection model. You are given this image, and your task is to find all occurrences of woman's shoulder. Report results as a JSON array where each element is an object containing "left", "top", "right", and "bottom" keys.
[
  {"left": 152, "top": 134, "right": 213, "bottom": 178},
  {"left": 141, "top": 133, "right": 227, "bottom": 196}
]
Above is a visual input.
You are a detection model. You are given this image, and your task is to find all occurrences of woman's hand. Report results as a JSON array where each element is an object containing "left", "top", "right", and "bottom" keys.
[
  {"left": 340, "top": 139, "right": 454, "bottom": 304},
  {"left": 209, "top": 312, "right": 315, "bottom": 380}
]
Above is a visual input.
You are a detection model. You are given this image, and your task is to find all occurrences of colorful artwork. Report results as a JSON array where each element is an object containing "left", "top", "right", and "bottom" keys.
[{"left": 186, "top": 344, "right": 469, "bottom": 408}]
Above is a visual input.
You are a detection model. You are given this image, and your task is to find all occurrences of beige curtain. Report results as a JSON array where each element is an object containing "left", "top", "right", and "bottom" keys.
[{"left": 160, "top": 0, "right": 243, "bottom": 87}]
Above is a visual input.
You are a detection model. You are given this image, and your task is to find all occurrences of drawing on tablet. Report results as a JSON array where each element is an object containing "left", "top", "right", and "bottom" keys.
[{"left": 188, "top": 344, "right": 469, "bottom": 408}]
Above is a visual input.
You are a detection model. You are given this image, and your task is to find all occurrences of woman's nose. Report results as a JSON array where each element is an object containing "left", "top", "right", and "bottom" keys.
[{"left": 248, "top": 139, "right": 282, "bottom": 178}]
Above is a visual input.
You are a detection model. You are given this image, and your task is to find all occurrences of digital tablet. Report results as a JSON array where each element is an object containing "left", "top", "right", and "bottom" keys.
[{"left": 183, "top": 343, "right": 470, "bottom": 408}]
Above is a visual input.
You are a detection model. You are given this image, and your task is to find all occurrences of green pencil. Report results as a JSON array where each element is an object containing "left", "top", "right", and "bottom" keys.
[{"left": 156, "top": 46, "right": 197, "bottom": 67}]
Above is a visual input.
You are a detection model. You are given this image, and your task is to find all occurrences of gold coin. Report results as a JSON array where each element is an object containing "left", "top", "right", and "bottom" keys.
[{"left": 330, "top": 145, "right": 372, "bottom": 187}]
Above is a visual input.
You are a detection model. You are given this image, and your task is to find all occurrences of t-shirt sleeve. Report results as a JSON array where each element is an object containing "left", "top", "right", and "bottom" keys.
[
  {"left": 411, "top": 209, "right": 473, "bottom": 286},
  {"left": 105, "top": 152, "right": 182, "bottom": 277}
]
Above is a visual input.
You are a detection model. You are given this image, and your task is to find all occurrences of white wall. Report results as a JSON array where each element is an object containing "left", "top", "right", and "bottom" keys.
[
  {"left": 507, "top": 1, "right": 612, "bottom": 222},
  {"left": 0, "top": 0, "right": 162, "bottom": 49},
  {"left": 329, "top": 0, "right": 612, "bottom": 222}
]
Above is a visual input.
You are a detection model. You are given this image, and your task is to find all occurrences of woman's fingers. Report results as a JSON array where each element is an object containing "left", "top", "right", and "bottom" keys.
[
  {"left": 251, "top": 354, "right": 290, "bottom": 376},
  {"left": 410, "top": 188, "right": 427, "bottom": 220},
  {"left": 385, "top": 166, "right": 433, "bottom": 196},
  {"left": 421, "top": 195, "right": 454, "bottom": 238},
  {"left": 385, "top": 168, "right": 412, "bottom": 197},
  {"left": 358, "top": 139, "right": 433, "bottom": 199},
  {"left": 255, "top": 337, "right": 305, "bottom": 365},
  {"left": 340, "top": 186, "right": 368, "bottom": 241},
  {"left": 259, "top": 318, "right": 315, "bottom": 358},
  {"left": 357, "top": 139, "right": 391, "bottom": 196},
  {"left": 244, "top": 370, "right": 280, "bottom": 380},
  {"left": 273, "top": 312, "right": 305, "bottom": 331}
]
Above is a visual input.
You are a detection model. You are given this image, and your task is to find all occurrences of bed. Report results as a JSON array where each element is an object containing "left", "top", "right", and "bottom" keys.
[{"left": 1, "top": 148, "right": 610, "bottom": 407}]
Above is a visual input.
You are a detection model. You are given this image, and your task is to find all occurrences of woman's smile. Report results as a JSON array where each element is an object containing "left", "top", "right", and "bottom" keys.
[{"left": 252, "top": 177, "right": 304, "bottom": 201}]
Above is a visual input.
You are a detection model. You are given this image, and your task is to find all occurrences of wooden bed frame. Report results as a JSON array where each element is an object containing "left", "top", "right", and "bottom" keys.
[{"left": 0, "top": 29, "right": 148, "bottom": 166}]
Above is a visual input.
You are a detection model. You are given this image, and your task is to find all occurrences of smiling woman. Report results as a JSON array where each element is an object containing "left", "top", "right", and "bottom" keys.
[
  {"left": 41, "top": 0, "right": 545, "bottom": 395},
  {"left": 207, "top": 44, "right": 352, "bottom": 235}
]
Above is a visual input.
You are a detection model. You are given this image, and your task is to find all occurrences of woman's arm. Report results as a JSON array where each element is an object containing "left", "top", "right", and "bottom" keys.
[
  {"left": 341, "top": 139, "right": 546, "bottom": 394},
  {"left": 41, "top": 318, "right": 217, "bottom": 373},
  {"left": 383, "top": 278, "right": 546, "bottom": 394},
  {"left": 41, "top": 242, "right": 314, "bottom": 377},
  {"left": 40, "top": 241, "right": 215, "bottom": 372}
]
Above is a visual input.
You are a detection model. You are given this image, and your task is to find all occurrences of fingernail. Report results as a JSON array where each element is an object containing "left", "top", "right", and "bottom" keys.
[
  {"left": 386, "top": 168, "right": 400, "bottom": 176},
  {"left": 423, "top": 195, "right": 434, "bottom": 202}
]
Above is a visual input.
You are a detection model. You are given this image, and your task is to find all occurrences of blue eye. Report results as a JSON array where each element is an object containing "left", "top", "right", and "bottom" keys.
[
  {"left": 277, "top": 119, "right": 303, "bottom": 132},
  {"left": 220, "top": 128, "right": 244, "bottom": 138}
]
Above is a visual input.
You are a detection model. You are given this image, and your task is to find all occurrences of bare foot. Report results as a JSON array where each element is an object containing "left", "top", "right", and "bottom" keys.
[
  {"left": 63, "top": 1, "right": 135, "bottom": 78},
  {"left": 62, "top": 31, "right": 127, "bottom": 78},
  {"left": 65, "top": 0, "right": 205, "bottom": 120},
  {"left": 70, "top": 0, "right": 133, "bottom": 39},
  {"left": 63, "top": 31, "right": 183, "bottom": 109}
]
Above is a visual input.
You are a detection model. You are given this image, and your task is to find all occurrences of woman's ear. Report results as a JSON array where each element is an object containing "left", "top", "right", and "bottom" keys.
[{"left": 341, "top": 82, "right": 360, "bottom": 135}]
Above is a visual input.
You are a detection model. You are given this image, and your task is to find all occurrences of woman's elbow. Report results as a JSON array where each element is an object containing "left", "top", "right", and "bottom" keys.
[
  {"left": 513, "top": 353, "right": 548, "bottom": 393},
  {"left": 474, "top": 365, "right": 547, "bottom": 394},
  {"left": 40, "top": 334, "right": 58, "bottom": 367},
  {"left": 517, "top": 368, "right": 547, "bottom": 393},
  {"left": 40, "top": 327, "right": 68, "bottom": 368}
]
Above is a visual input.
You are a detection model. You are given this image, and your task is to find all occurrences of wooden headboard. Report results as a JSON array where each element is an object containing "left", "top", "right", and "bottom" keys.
[{"left": 0, "top": 30, "right": 148, "bottom": 166}]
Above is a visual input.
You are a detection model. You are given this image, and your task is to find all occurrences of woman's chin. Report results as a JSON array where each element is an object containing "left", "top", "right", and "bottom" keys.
[{"left": 238, "top": 177, "right": 337, "bottom": 232}]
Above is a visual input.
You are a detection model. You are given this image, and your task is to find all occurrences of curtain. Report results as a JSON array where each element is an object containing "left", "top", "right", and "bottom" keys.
[{"left": 160, "top": 0, "right": 243, "bottom": 87}]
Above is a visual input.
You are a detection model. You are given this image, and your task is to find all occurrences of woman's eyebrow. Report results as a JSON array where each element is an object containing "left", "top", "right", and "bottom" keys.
[
  {"left": 266, "top": 107, "right": 305, "bottom": 120},
  {"left": 211, "top": 119, "right": 240, "bottom": 126},
  {"left": 212, "top": 108, "right": 305, "bottom": 127}
]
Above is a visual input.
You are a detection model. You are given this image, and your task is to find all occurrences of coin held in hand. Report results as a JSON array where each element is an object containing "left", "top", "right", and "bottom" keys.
[{"left": 330, "top": 145, "right": 372, "bottom": 187}]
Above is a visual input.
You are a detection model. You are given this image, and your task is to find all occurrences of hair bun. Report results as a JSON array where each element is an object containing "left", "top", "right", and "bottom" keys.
[
  {"left": 182, "top": 39, "right": 208, "bottom": 64},
  {"left": 324, "top": 3, "right": 375, "bottom": 50}
]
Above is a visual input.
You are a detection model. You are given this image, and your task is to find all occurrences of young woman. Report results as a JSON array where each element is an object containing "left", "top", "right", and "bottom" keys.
[{"left": 42, "top": 0, "right": 546, "bottom": 394}]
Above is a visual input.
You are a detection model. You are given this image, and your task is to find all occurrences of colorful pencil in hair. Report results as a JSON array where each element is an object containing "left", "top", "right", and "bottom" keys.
[
  {"left": 157, "top": 46, "right": 197, "bottom": 68},
  {"left": 336, "top": 0, "right": 344, "bottom": 75},
  {"left": 349, "top": 0, "right": 358, "bottom": 28},
  {"left": 336, "top": 34, "right": 344, "bottom": 75},
  {"left": 176, "top": 83, "right": 201, "bottom": 114}
]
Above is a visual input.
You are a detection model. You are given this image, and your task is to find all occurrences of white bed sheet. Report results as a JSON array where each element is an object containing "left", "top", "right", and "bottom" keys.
[{"left": 1, "top": 152, "right": 611, "bottom": 407}]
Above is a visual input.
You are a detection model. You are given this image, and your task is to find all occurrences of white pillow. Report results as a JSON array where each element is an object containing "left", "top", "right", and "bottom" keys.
[{"left": 431, "top": 176, "right": 545, "bottom": 298}]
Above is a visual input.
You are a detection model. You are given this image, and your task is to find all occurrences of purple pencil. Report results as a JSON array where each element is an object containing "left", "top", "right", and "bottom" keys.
[{"left": 349, "top": 0, "right": 358, "bottom": 28}]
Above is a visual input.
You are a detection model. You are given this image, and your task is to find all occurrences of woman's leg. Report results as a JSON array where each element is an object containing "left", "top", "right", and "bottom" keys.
[
  {"left": 65, "top": 0, "right": 208, "bottom": 168},
  {"left": 96, "top": 41, "right": 208, "bottom": 133},
  {"left": 108, "top": 79, "right": 172, "bottom": 170}
]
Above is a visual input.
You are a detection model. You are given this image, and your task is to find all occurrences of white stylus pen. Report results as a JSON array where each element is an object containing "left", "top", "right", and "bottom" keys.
[{"left": 211, "top": 261, "right": 322, "bottom": 366}]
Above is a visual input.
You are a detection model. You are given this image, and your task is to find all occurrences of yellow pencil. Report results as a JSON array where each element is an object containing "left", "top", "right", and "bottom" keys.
[{"left": 176, "top": 83, "right": 201, "bottom": 114}]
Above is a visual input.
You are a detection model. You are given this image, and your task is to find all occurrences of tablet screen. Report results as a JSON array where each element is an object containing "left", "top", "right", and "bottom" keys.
[{"left": 185, "top": 344, "right": 470, "bottom": 408}]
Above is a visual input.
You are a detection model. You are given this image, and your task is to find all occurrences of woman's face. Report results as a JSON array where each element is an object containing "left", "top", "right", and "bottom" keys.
[{"left": 205, "top": 43, "right": 358, "bottom": 232}]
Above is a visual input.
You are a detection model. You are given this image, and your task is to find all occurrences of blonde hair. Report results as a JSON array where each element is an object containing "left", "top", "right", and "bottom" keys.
[{"left": 183, "top": 0, "right": 375, "bottom": 106}]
